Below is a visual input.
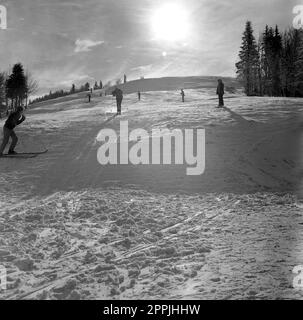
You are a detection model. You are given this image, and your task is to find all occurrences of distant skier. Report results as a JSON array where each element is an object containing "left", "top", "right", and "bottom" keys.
[
  {"left": 87, "top": 93, "right": 91, "bottom": 103},
  {"left": 112, "top": 87, "right": 123, "bottom": 115},
  {"left": 216, "top": 79, "right": 225, "bottom": 107},
  {"left": 138, "top": 91, "right": 141, "bottom": 101},
  {"left": 180, "top": 89, "right": 185, "bottom": 102},
  {"left": 0, "top": 107, "right": 26, "bottom": 156}
]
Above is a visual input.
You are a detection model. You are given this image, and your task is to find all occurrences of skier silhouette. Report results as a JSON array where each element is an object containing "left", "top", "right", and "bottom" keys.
[
  {"left": 216, "top": 79, "right": 225, "bottom": 107},
  {"left": 0, "top": 107, "right": 26, "bottom": 156},
  {"left": 138, "top": 91, "right": 141, "bottom": 101},
  {"left": 112, "top": 87, "right": 123, "bottom": 115}
]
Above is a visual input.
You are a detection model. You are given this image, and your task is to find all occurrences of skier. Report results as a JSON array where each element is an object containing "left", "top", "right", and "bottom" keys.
[
  {"left": 138, "top": 91, "right": 141, "bottom": 101},
  {"left": 0, "top": 107, "right": 26, "bottom": 156},
  {"left": 180, "top": 89, "right": 185, "bottom": 102},
  {"left": 87, "top": 92, "right": 91, "bottom": 103},
  {"left": 112, "top": 87, "right": 123, "bottom": 115},
  {"left": 216, "top": 79, "right": 225, "bottom": 107}
]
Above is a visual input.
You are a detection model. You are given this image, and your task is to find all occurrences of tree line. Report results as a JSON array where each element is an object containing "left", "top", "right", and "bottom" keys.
[
  {"left": 0, "top": 63, "right": 38, "bottom": 115},
  {"left": 236, "top": 21, "right": 303, "bottom": 97},
  {"left": 30, "top": 80, "right": 104, "bottom": 104}
]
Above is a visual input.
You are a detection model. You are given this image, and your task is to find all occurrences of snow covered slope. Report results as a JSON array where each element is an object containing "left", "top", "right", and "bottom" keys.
[{"left": 0, "top": 87, "right": 303, "bottom": 300}]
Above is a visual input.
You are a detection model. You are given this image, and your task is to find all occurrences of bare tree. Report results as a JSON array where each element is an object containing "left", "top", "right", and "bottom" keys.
[
  {"left": 25, "top": 72, "right": 39, "bottom": 107},
  {"left": 0, "top": 72, "right": 5, "bottom": 106},
  {"left": 0, "top": 72, "right": 6, "bottom": 117}
]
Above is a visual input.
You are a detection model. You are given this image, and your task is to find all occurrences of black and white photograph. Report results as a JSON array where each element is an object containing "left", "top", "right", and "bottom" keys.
[{"left": 1, "top": 0, "right": 303, "bottom": 305}]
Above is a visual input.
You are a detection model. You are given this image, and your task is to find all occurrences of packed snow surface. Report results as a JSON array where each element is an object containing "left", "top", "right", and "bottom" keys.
[{"left": 1, "top": 87, "right": 303, "bottom": 299}]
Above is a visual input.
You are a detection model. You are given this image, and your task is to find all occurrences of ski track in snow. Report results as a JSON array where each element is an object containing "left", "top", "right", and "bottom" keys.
[{"left": 0, "top": 89, "right": 303, "bottom": 300}]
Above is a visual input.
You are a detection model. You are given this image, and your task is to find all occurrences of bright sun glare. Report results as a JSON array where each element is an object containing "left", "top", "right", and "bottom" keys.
[{"left": 151, "top": 4, "right": 190, "bottom": 42}]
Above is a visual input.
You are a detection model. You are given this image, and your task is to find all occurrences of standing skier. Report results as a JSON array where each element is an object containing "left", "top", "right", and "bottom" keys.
[
  {"left": 112, "top": 87, "right": 123, "bottom": 115},
  {"left": 216, "top": 79, "right": 225, "bottom": 107},
  {"left": 138, "top": 91, "right": 141, "bottom": 101},
  {"left": 0, "top": 107, "right": 26, "bottom": 156},
  {"left": 180, "top": 89, "right": 185, "bottom": 102}
]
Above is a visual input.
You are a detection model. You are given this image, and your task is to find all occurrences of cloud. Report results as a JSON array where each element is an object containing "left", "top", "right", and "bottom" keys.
[
  {"left": 131, "top": 64, "right": 153, "bottom": 72},
  {"left": 74, "top": 39, "right": 104, "bottom": 53}
]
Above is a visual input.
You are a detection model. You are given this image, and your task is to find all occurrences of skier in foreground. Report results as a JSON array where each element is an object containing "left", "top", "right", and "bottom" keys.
[
  {"left": 112, "top": 87, "right": 123, "bottom": 115},
  {"left": 0, "top": 107, "right": 26, "bottom": 156},
  {"left": 216, "top": 79, "right": 225, "bottom": 107}
]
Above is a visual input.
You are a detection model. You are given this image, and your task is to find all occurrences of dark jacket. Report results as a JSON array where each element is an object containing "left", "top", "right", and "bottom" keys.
[
  {"left": 217, "top": 82, "right": 224, "bottom": 95},
  {"left": 4, "top": 112, "right": 26, "bottom": 130},
  {"left": 112, "top": 88, "right": 123, "bottom": 100}
]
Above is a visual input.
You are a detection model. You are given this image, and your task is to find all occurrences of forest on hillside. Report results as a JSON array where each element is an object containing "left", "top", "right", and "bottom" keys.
[{"left": 236, "top": 21, "right": 303, "bottom": 97}]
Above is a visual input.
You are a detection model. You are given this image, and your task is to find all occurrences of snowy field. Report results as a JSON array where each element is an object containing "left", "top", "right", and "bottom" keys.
[{"left": 1, "top": 88, "right": 303, "bottom": 300}]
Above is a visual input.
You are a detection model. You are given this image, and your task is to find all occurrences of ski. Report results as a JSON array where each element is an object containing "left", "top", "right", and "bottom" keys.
[
  {"left": 0, "top": 150, "right": 48, "bottom": 159},
  {"left": 12, "top": 149, "right": 49, "bottom": 156},
  {"left": 0, "top": 154, "right": 38, "bottom": 159}
]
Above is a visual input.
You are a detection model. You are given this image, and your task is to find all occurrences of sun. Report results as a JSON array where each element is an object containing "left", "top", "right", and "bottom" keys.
[{"left": 151, "top": 4, "right": 190, "bottom": 42}]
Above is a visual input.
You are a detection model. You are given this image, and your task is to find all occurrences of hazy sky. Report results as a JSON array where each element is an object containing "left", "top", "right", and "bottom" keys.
[{"left": 0, "top": 0, "right": 300, "bottom": 95}]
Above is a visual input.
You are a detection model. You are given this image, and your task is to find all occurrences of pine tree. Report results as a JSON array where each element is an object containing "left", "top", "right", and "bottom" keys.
[
  {"left": 236, "top": 21, "right": 260, "bottom": 96},
  {"left": 99, "top": 81, "right": 103, "bottom": 89},
  {"left": 295, "top": 30, "right": 303, "bottom": 96},
  {"left": 261, "top": 25, "right": 271, "bottom": 95},
  {"left": 257, "top": 38, "right": 264, "bottom": 96},
  {"left": 280, "top": 28, "right": 301, "bottom": 96},
  {"left": 272, "top": 26, "right": 282, "bottom": 96},
  {"left": 5, "top": 63, "right": 27, "bottom": 109},
  {"left": 263, "top": 26, "right": 275, "bottom": 95},
  {"left": 260, "top": 26, "right": 283, "bottom": 96}
]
